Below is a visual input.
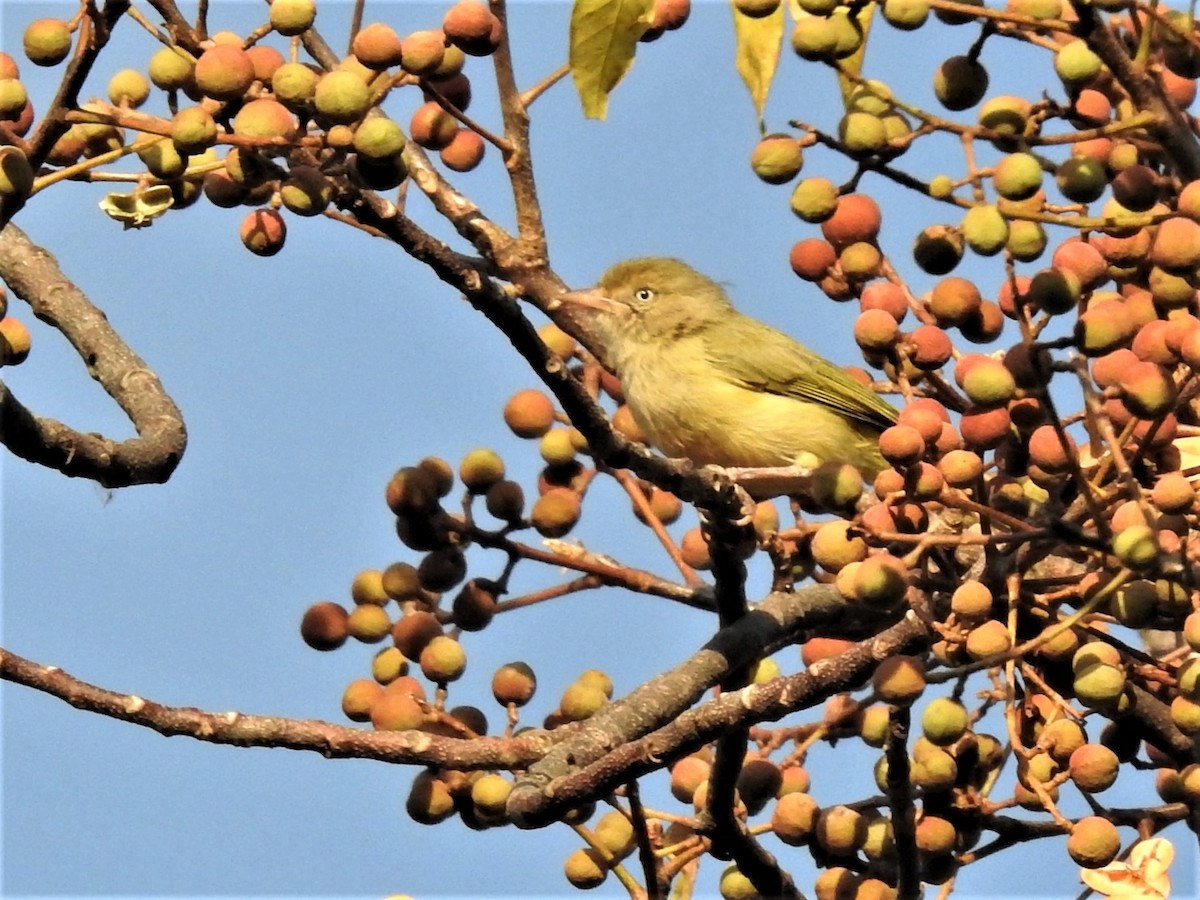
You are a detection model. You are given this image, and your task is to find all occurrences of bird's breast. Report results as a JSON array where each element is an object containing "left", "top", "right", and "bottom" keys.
[{"left": 618, "top": 345, "right": 884, "bottom": 473}]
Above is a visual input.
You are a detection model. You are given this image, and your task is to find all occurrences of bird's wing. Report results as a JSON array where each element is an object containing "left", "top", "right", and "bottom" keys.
[{"left": 703, "top": 317, "right": 899, "bottom": 430}]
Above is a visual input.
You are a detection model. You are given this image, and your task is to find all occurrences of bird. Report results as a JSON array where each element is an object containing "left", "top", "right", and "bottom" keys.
[{"left": 557, "top": 257, "right": 898, "bottom": 478}]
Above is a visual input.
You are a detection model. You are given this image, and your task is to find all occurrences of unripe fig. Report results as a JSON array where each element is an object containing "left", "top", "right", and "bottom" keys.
[
  {"left": 492, "top": 661, "right": 536, "bottom": 706},
  {"left": 371, "top": 646, "right": 407, "bottom": 684},
  {"left": 957, "top": 356, "right": 1016, "bottom": 408},
  {"left": 341, "top": 677, "right": 384, "bottom": 721},
  {"left": 560, "top": 680, "right": 607, "bottom": 720},
  {"left": 471, "top": 773, "right": 512, "bottom": 816},
  {"left": 353, "top": 115, "right": 405, "bottom": 160},
  {"left": 790, "top": 177, "right": 839, "bottom": 223},
  {"left": 417, "top": 547, "right": 467, "bottom": 592},
  {"left": 838, "top": 111, "right": 888, "bottom": 156},
  {"left": 1068, "top": 743, "right": 1119, "bottom": 792},
  {"left": 345, "top": 602, "right": 386, "bottom": 643},
  {"left": 1119, "top": 361, "right": 1175, "bottom": 418},
  {"left": 1074, "top": 660, "right": 1126, "bottom": 708},
  {"left": 922, "top": 697, "right": 969, "bottom": 745},
  {"left": 1151, "top": 217, "right": 1200, "bottom": 271},
  {"left": 791, "top": 17, "right": 839, "bottom": 60},
  {"left": 815, "top": 805, "right": 865, "bottom": 855},
  {"left": 106, "top": 69, "right": 149, "bottom": 107},
  {"left": 933, "top": 55, "right": 988, "bottom": 111},
  {"left": 272, "top": 62, "right": 319, "bottom": 108},
  {"left": 443, "top": 1, "right": 497, "bottom": 44},
  {"left": 913, "top": 224, "right": 963, "bottom": 275},
  {"left": 23, "top": 19, "right": 72, "bottom": 67},
  {"left": 440, "top": 128, "right": 486, "bottom": 172},
  {"left": 937, "top": 448, "right": 983, "bottom": 486},
  {"left": 578, "top": 668, "right": 613, "bottom": 697},
  {"left": 504, "top": 388, "right": 555, "bottom": 437},
  {"left": 871, "top": 655, "right": 926, "bottom": 704},
  {"left": 250, "top": 46, "right": 286, "bottom": 82},
  {"left": 563, "top": 848, "right": 607, "bottom": 889},
  {"left": 994, "top": 152, "right": 1042, "bottom": 201},
  {"left": 650, "top": 0, "right": 692, "bottom": 30},
  {"left": 280, "top": 166, "right": 332, "bottom": 217},
  {"left": 1055, "top": 156, "right": 1107, "bottom": 203},
  {"left": 399, "top": 30, "right": 446, "bottom": 76},
  {"left": 911, "top": 746, "right": 958, "bottom": 792},
  {"left": 170, "top": 106, "right": 217, "bottom": 155},
  {"left": 410, "top": 101, "right": 457, "bottom": 150},
  {"left": 822, "top": 193, "right": 882, "bottom": 246},
  {"left": 406, "top": 771, "right": 455, "bottom": 824},
  {"left": 194, "top": 45, "right": 255, "bottom": 100},
  {"left": 750, "top": 134, "right": 803, "bottom": 184},
  {"left": 419, "top": 634, "right": 467, "bottom": 681},
  {"left": 315, "top": 70, "right": 371, "bottom": 124},
  {"left": 300, "top": 601, "right": 349, "bottom": 650},
  {"left": 810, "top": 520, "right": 868, "bottom": 572},
  {"left": 239, "top": 209, "right": 286, "bottom": 257},
  {"left": 1055, "top": 40, "right": 1103, "bottom": 87},
  {"left": 270, "top": 0, "right": 316, "bottom": 36},
  {"left": 459, "top": 447, "right": 505, "bottom": 491},
  {"left": 233, "top": 97, "right": 294, "bottom": 138},
  {"left": 915, "top": 815, "right": 956, "bottom": 855},
  {"left": 965, "top": 619, "right": 1012, "bottom": 658},
  {"left": 736, "top": 0, "right": 781, "bottom": 14},
  {"left": 448, "top": 580, "right": 494, "bottom": 634},
  {"left": 443, "top": 2, "right": 502, "bottom": 55},
  {"left": 789, "top": 239, "right": 837, "bottom": 280},
  {"left": 1171, "top": 696, "right": 1200, "bottom": 733},
  {"left": 960, "top": 204, "right": 1009, "bottom": 256},
  {"left": 531, "top": 488, "right": 581, "bottom": 538},
  {"left": 1067, "top": 817, "right": 1120, "bottom": 868},
  {"left": 1111, "top": 524, "right": 1158, "bottom": 570},
  {"left": 481, "top": 481, "right": 524, "bottom": 525},
  {"left": 771, "top": 791, "right": 818, "bottom": 845},
  {"left": 882, "top": 0, "right": 929, "bottom": 29},
  {"left": 149, "top": 47, "right": 194, "bottom": 91},
  {"left": 370, "top": 691, "right": 423, "bottom": 731},
  {"left": 391, "top": 610, "right": 443, "bottom": 658}
]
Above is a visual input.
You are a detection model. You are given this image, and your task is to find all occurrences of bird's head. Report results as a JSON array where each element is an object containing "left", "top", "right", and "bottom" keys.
[{"left": 557, "top": 258, "right": 734, "bottom": 352}]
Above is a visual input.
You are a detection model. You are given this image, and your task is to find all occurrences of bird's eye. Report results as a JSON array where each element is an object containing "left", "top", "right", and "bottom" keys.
[{"left": 634, "top": 288, "right": 654, "bottom": 302}]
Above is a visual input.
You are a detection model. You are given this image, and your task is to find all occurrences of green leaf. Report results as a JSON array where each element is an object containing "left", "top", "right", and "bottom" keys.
[
  {"left": 733, "top": 3, "right": 785, "bottom": 124},
  {"left": 569, "top": 0, "right": 654, "bottom": 120},
  {"left": 98, "top": 184, "right": 174, "bottom": 230},
  {"left": 836, "top": 2, "right": 876, "bottom": 110}
]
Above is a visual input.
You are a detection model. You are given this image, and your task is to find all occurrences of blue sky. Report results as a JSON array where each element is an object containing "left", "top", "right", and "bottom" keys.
[{"left": 2, "top": 1, "right": 1197, "bottom": 897}]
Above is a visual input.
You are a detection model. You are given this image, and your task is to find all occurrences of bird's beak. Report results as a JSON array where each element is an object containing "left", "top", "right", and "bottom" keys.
[{"left": 555, "top": 288, "right": 629, "bottom": 317}]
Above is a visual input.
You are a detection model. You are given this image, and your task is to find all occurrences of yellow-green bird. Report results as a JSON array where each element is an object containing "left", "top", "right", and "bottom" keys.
[{"left": 559, "top": 257, "right": 898, "bottom": 477}]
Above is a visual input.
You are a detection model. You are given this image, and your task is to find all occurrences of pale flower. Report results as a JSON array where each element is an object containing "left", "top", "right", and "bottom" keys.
[{"left": 1079, "top": 837, "right": 1174, "bottom": 899}]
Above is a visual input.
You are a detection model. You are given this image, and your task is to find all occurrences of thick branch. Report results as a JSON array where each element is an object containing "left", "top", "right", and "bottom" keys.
[
  {"left": 1072, "top": 1, "right": 1200, "bottom": 181},
  {"left": 508, "top": 593, "right": 926, "bottom": 828},
  {"left": 488, "top": 0, "right": 549, "bottom": 264},
  {"left": 0, "top": 645, "right": 551, "bottom": 768},
  {"left": 0, "top": 224, "right": 186, "bottom": 486}
]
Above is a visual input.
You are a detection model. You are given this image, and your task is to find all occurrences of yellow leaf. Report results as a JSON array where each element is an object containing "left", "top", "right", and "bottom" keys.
[
  {"left": 98, "top": 184, "right": 174, "bottom": 229},
  {"left": 732, "top": 3, "right": 785, "bottom": 123},
  {"left": 569, "top": 0, "right": 654, "bottom": 120},
  {"left": 836, "top": 2, "right": 876, "bottom": 110}
]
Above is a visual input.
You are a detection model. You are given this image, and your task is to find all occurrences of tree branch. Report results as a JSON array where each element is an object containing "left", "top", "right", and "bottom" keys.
[
  {"left": 0, "top": 644, "right": 552, "bottom": 768},
  {"left": 0, "top": 224, "right": 186, "bottom": 486},
  {"left": 508, "top": 596, "right": 927, "bottom": 827}
]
